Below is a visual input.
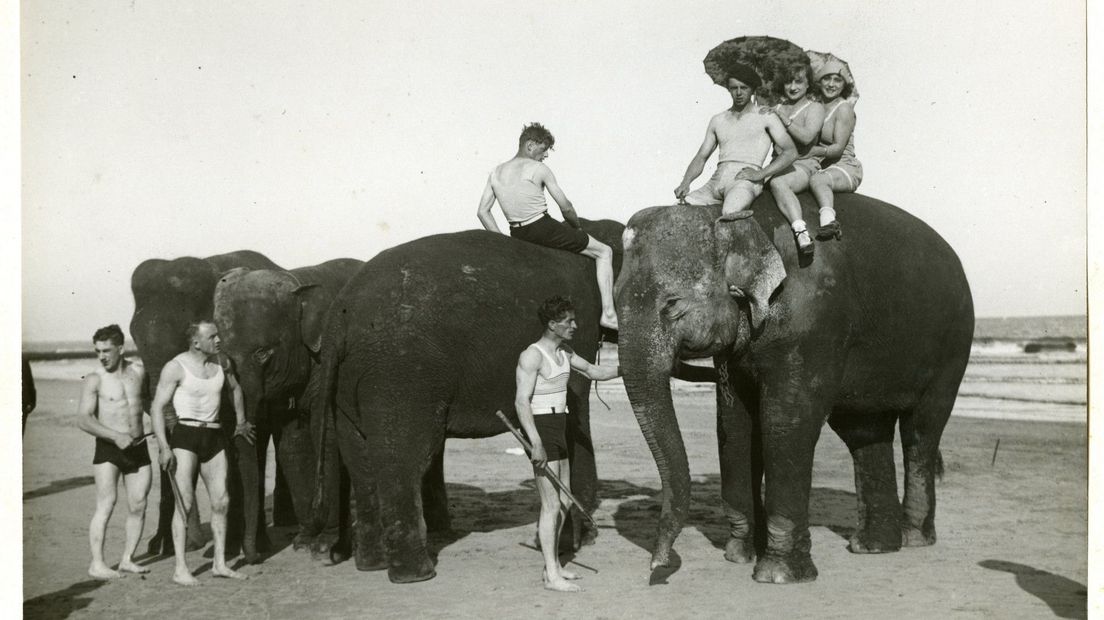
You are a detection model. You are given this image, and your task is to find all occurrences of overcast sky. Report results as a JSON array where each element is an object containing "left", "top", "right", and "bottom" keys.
[{"left": 20, "top": 0, "right": 1086, "bottom": 342}]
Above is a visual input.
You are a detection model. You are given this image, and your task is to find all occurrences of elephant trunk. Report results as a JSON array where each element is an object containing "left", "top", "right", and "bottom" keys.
[{"left": 619, "top": 315, "right": 691, "bottom": 570}]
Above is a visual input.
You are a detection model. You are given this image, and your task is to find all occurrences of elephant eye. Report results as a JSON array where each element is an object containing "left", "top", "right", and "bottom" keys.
[{"left": 252, "top": 347, "right": 274, "bottom": 365}]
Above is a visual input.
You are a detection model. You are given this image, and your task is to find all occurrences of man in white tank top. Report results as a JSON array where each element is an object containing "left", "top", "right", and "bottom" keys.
[
  {"left": 151, "top": 320, "right": 254, "bottom": 585},
  {"left": 674, "top": 63, "right": 799, "bottom": 219},
  {"left": 477, "top": 123, "right": 619, "bottom": 330},
  {"left": 514, "top": 296, "right": 621, "bottom": 592}
]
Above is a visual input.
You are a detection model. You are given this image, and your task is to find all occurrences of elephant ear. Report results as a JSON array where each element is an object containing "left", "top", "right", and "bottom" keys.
[
  {"left": 714, "top": 211, "right": 786, "bottom": 330},
  {"left": 294, "top": 284, "right": 326, "bottom": 354}
]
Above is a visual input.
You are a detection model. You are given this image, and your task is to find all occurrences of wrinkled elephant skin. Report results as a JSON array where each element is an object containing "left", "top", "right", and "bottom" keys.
[{"left": 615, "top": 196, "right": 973, "bottom": 583}]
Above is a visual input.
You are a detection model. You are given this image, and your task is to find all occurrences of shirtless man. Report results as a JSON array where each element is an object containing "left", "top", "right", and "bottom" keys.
[
  {"left": 76, "top": 324, "right": 151, "bottom": 580},
  {"left": 477, "top": 122, "right": 618, "bottom": 330},
  {"left": 674, "top": 63, "right": 799, "bottom": 220},
  {"left": 514, "top": 296, "right": 621, "bottom": 592},
  {"left": 150, "top": 320, "right": 254, "bottom": 585}
]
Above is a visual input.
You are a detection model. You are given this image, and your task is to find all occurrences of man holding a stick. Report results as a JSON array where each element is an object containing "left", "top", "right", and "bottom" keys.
[
  {"left": 513, "top": 296, "right": 621, "bottom": 592},
  {"left": 76, "top": 324, "right": 152, "bottom": 579},
  {"left": 150, "top": 319, "right": 254, "bottom": 585}
]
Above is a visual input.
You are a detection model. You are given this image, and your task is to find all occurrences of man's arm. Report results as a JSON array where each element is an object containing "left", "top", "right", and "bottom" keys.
[
  {"left": 568, "top": 353, "right": 621, "bottom": 382},
  {"left": 738, "top": 116, "right": 798, "bottom": 183},
  {"left": 539, "top": 165, "right": 581, "bottom": 229},
  {"left": 674, "top": 119, "right": 719, "bottom": 200},
  {"left": 812, "top": 102, "right": 856, "bottom": 160},
  {"left": 150, "top": 361, "right": 182, "bottom": 469},
  {"left": 75, "top": 374, "right": 133, "bottom": 448},
  {"left": 476, "top": 176, "right": 502, "bottom": 233},
  {"left": 514, "top": 349, "right": 547, "bottom": 467},
  {"left": 223, "top": 361, "right": 255, "bottom": 444}
]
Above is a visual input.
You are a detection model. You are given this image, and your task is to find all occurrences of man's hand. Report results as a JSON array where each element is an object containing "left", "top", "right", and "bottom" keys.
[
  {"left": 159, "top": 446, "right": 176, "bottom": 472},
  {"left": 673, "top": 183, "right": 690, "bottom": 203},
  {"left": 530, "top": 443, "right": 548, "bottom": 469},
  {"left": 113, "top": 433, "right": 135, "bottom": 450},
  {"left": 735, "top": 168, "right": 763, "bottom": 184},
  {"left": 234, "top": 420, "right": 256, "bottom": 445}
]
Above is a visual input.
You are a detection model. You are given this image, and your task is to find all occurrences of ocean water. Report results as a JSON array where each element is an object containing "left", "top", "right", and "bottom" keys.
[{"left": 24, "top": 315, "right": 1087, "bottom": 420}]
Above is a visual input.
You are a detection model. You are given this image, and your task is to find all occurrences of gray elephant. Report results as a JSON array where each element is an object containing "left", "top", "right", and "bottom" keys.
[
  {"left": 311, "top": 220, "right": 633, "bottom": 584},
  {"left": 614, "top": 196, "right": 973, "bottom": 583},
  {"left": 130, "top": 250, "right": 283, "bottom": 556},
  {"left": 213, "top": 258, "right": 365, "bottom": 563}
]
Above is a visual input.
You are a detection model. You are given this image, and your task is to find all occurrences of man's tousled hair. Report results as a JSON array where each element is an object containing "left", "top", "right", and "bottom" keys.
[
  {"left": 518, "top": 122, "right": 555, "bottom": 149},
  {"left": 185, "top": 319, "right": 216, "bottom": 342},
  {"left": 538, "top": 295, "right": 574, "bottom": 327},
  {"left": 92, "top": 324, "right": 125, "bottom": 346}
]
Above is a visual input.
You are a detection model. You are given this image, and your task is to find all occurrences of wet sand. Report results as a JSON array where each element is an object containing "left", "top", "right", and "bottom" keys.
[{"left": 23, "top": 370, "right": 1087, "bottom": 618}]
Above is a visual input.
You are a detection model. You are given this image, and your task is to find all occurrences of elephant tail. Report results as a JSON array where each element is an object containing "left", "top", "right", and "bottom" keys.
[{"left": 935, "top": 449, "right": 944, "bottom": 481}]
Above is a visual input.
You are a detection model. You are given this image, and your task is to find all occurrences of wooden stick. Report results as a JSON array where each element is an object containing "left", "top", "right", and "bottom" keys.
[{"left": 495, "top": 410, "right": 599, "bottom": 529}]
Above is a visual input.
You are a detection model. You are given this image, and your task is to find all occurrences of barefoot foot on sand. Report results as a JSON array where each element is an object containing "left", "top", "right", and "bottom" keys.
[
  {"left": 543, "top": 575, "right": 582, "bottom": 592},
  {"left": 88, "top": 563, "right": 122, "bottom": 580},
  {"left": 212, "top": 566, "right": 248, "bottom": 580},
  {"left": 119, "top": 560, "right": 150, "bottom": 574},
  {"left": 173, "top": 570, "right": 201, "bottom": 586},
  {"left": 559, "top": 568, "right": 580, "bottom": 580}
]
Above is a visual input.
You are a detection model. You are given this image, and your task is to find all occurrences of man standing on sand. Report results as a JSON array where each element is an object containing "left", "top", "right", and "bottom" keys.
[
  {"left": 76, "top": 324, "right": 152, "bottom": 580},
  {"left": 150, "top": 320, "right": 254, "bottom": 585},
  {"left": 674, "top": 63, "right": 799, "bottom": 220},
  {"left": 477, "top": 122, "right": 619, "bottom": 330},
  {"left": 514, "top": 296, "right": 621, "bottom": 592}
]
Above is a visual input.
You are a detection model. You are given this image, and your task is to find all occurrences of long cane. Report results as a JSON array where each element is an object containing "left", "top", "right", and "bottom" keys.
[{"left": 495, "top": 410, "right": 598, "bottom": 530}]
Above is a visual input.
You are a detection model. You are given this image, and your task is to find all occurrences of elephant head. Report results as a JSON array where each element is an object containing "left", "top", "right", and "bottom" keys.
[
  {"left": 213, "top": 267, "right": 330, "bottom": 422},
  {"left": 613, "top": 205, "right": 786, "bottom": 568}
]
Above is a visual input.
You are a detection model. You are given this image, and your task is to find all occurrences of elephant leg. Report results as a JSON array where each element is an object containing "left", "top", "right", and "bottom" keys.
[
  {"left": 752, "top": 382, "right": 827, "bottom": 584},
  {"left": 147, "top": 468, "right": 177, "bottom": 556},
  {"left": 332, "top": 412, "right": 384, "bottom": 569},
  {"left": 233, "top": 425, "right": 271, "bottom": 564},
  {"left": 827, "top": 409, "right": 902, "bottom": 554},
  {"left": 307, "top": 406, "right": 345, "bottom": 560},
  {"left": 716, "top": 362, "right": 764, "bottom": 564},
  {"left": 274, "top": 412, "right": 317, "bottom": 538},
  {"left": 421, "top": 447, "right": 451, "bottom": 533},
  {"left": 565, "top": 378, "right": 598, "bottom": 548},
  {"left": 898, "top": 362, "right": 960, "bottom": 548}
]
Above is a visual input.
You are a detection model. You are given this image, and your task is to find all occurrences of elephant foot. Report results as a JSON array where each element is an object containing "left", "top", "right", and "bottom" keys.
[
  {"left": 242, "top": 548, "right": 262, "bottom": 565},
  {"left": 310, "top": 533, "right": 339, "bottom": 562},
  {"left": 387, "top": 558, "right": 436, "bottom": 584},
  {"left": 752, "top": 553, "right": 818, "bottom": 584},
  {"left": 723, "top": 536, "right": 756, "bottom": 564},
  {"left": 901, "top": 525, "right": 937, "bottom": 548},
  {"left": 649, "top": 547, "right": 672, "bottom": 571},
  {"left": 185, "top": 536, "right": 206, "bottom": 552},
  {"left": 849, "top": 524, "right": 903, "bottom": 554},
  {"left": 325, "top": 539, "right": 352, "bottom": 566},
  {"left": 292, "top": 532, "right": 313, "bottom": 551},
  {"left": 355, "top": 542, "right": 388, "bottom": 572},
  {"left": 579, "top": 524, "right": 598, "bottom": 547},
  {"left": 147, "top": 533, "right": 172, "bottom": 557}
]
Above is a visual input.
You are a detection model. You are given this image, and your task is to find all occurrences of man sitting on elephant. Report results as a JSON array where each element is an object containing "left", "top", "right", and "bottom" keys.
[
  {"left": 514, "top": 296, "right": 621, "bottom": 593},
  {"left": 674, "top": 62, "right": 798, "bottom": 221},
  {"left": 477, "top": 122, "right": 618, "bottom": 331}
]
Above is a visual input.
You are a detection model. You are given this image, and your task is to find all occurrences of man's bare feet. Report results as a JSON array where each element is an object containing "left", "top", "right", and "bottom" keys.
[
  {"left": 88, "top": 563, "right": 122, "bottom": 580},
  {"left": 118, "top": 560, "right": 150, "bottom": 574},
  {"left": 212, "top": 566, "right": 248, "bottom": 580},
  {"left": 543, "top": 573, "right": 582, "bottom": 592},
  {"left": 559, "top": 568, "right": 580, "bottom": 580},
  {"left": 173, "top": 570, "right": 201, "bottom": 586}
]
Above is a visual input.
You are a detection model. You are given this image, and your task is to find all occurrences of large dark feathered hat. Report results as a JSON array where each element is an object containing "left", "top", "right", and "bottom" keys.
[{"left": 703, "top": 36, "right": 808, "bottom": 106}]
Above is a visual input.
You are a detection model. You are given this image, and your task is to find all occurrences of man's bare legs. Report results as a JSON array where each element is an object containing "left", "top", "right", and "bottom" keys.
[
  {"left": 89, "top": 463, "right": 122, "bottom": 579},
  {"left": 580, "top": 236, "right": 617, "bottom": 330},
  {"left": 718, "top": 181, "right": 759, "bottom": 220},
  {"left": 118, "top": 465, "right": 152, "bottom": 574},
  {"left": 170, "top": 449, "right": 201, "bottom": 586},
  {"left": 535, "top": 458, "right": 580, "bottom": 592},
  {"left": 200, "top": 451, "right": 247, "bottom": 580},
  {"left": 768, "top": 170, "right": 814, "bottom": 256}
]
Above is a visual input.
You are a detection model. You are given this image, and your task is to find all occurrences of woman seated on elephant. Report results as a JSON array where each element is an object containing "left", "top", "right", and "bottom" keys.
[
  {"left": 806, "top": 56, "right": 863, "bottom": 240},
  {"left": 765, "top": 61, "right": 826, "bottom": 258}
]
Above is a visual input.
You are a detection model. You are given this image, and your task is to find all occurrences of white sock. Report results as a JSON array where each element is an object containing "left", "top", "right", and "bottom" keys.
[
  {"left": 819, "top": 208, "right": 837, "bottom": 227},
  {"left": 791, "top": 219, "right": 807, "bottom": 233}
]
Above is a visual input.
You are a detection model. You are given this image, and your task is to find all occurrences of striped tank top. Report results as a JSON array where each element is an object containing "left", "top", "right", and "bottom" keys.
[{"left": 528, "top": 344, "right": 570, "bottom": 414}]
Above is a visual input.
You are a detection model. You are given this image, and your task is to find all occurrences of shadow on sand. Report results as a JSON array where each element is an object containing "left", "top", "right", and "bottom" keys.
[
  {"left": 23, "top": 476, "right": 96, "bottom": 501},
  {"left": 23, "top": 580, "right": 105, "bottom": 619},
  {"left": 979, "top": 559, "right": 1087, "bottom": 619}
]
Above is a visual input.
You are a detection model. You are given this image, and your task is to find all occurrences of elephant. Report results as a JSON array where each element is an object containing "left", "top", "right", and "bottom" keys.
[
  {"left": 213, "top": 258, "right": 366, "bottom": 563},
  {"left": 613, "top": 195, "right": 973, "bottom": 584},
  {"left": 130, "top": 250, "right": 283, "bottom": 556},
  {"left": 310, "top": 219, "right": 631, "bottom": 584}
]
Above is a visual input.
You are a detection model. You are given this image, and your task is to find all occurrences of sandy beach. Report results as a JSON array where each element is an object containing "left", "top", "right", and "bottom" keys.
[{"left": 22, "top": 348, "right": 1087, "bottom": 619}]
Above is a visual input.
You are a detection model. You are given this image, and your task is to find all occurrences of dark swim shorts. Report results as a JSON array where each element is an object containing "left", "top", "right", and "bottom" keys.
[
  {"left": 532, "top": 413, "right": 569, "bottom": 461},
  {"left": 170, "top": 424, "right": 227, "bottom": 463},
  {"left": 510, "top": 215, "right": 590, "bottom": 253},
  {"left": 93, "top": 438, "right": 151, "bottom": 474}
]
